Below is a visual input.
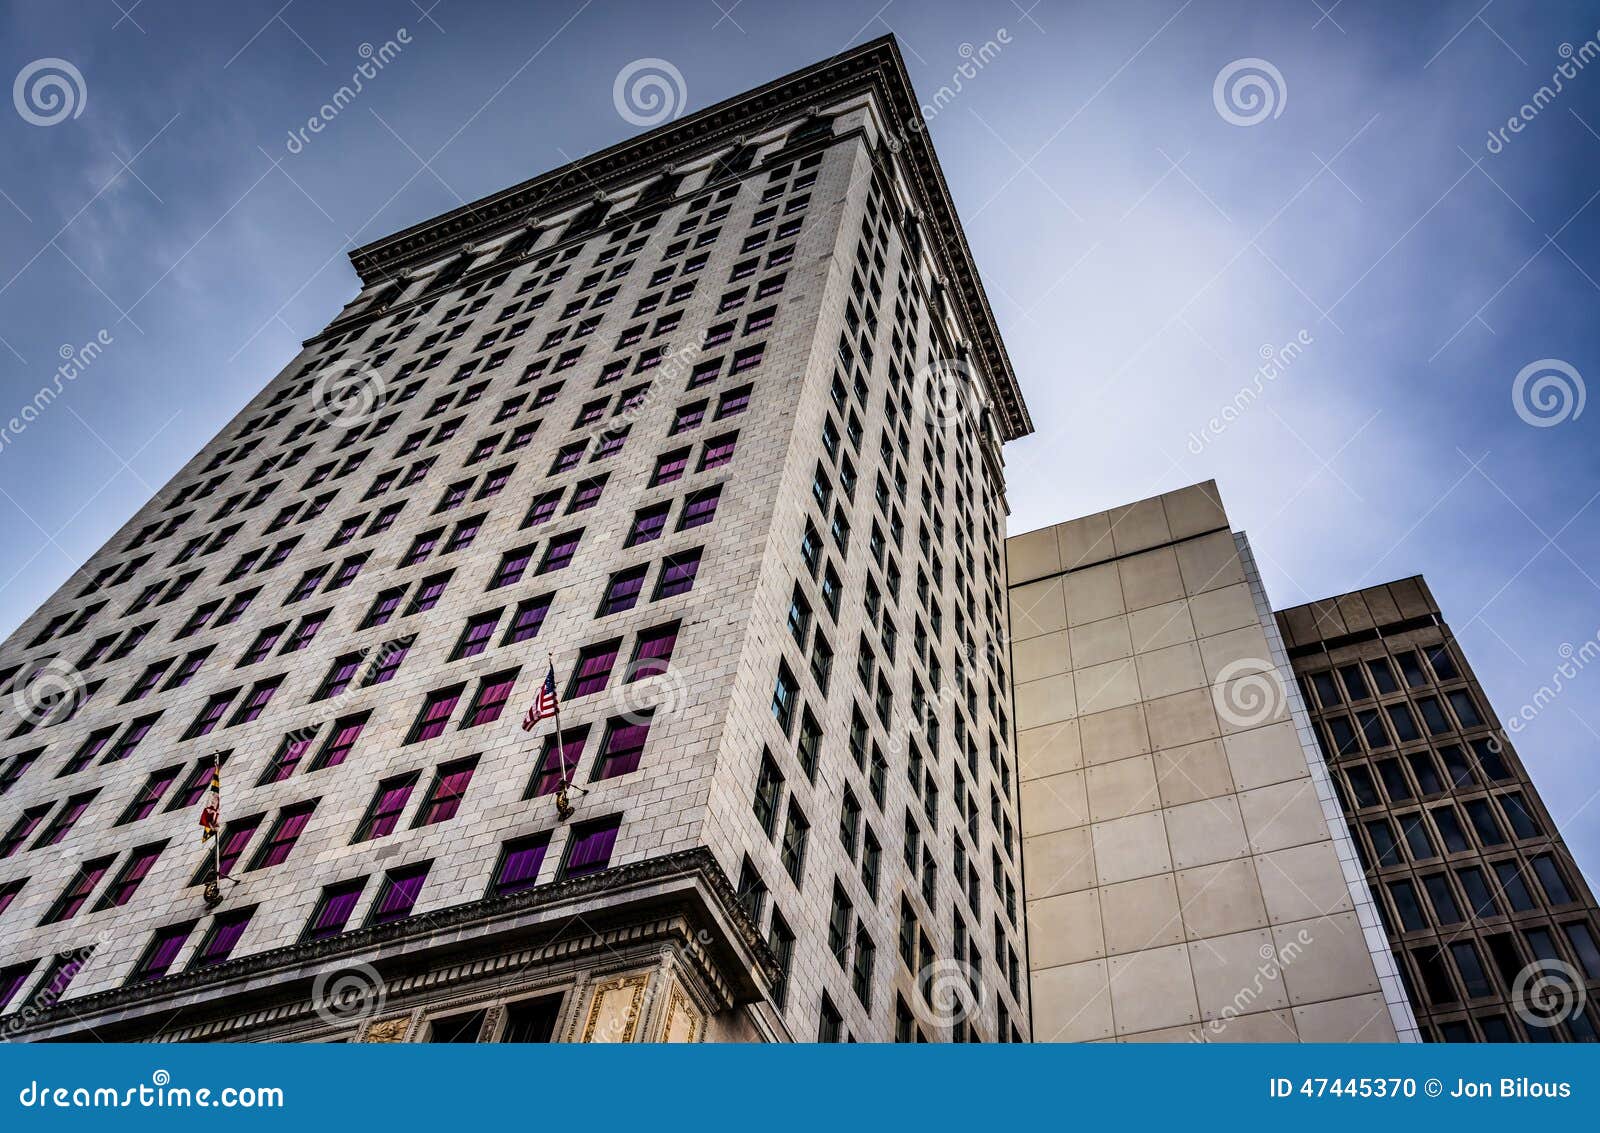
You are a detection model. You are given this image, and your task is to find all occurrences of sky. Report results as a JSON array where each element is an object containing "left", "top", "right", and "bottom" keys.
[{"left": 1, "top": 0, "right": 1598, "bottom": 879}]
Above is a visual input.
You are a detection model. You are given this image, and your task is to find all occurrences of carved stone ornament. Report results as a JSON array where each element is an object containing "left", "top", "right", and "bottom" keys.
[
  {"left": 659, "top": 983, "right": 703, "bottom": 1043},
  {"left": 579, "top": 974, "right": 649, "bottom": 1043},
  {"left": 361, "top": 1016, "right": 412, "bottom": 1044}
]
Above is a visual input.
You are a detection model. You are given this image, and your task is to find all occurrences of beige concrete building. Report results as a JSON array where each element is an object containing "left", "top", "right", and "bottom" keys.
[{"left": 1008, "top": 482, "right": 1417, "bottom": 1042}]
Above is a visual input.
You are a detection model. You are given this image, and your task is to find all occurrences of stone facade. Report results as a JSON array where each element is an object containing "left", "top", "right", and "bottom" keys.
[
  {"left": 1009, "top": 482, "right": 1411, "bottom": 1042},
  {"left": 0, "top": 37, "right": 1029, "bottom": 1043}
]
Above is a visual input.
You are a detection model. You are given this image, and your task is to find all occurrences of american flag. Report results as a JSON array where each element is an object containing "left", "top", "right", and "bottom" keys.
[{"left": 522, "top": 664, "right": 558, "bottom": 731}]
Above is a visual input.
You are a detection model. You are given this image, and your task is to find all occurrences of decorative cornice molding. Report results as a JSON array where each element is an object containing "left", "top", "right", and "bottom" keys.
[{"left": 2, "top": 847, "right": 774, "bottom": 1040}]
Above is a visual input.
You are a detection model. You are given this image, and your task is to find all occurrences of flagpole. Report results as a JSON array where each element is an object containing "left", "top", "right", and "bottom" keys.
[
  {"left": 549, "top": 653, "right": 570, "bottom": 786},
  {"left": 211, "top": 749, "right": 223, "bottom": 881},
  {"left": 202, "top": 749, "right": 224, "bottom": 909},
  {"left": 547, "top": 653, "right": 577, "bottom": 820}
]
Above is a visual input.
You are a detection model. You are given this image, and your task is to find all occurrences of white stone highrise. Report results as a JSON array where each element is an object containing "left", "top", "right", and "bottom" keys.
[{"left": 0, "top": 37, "right": 1031, "bottom": 1044}]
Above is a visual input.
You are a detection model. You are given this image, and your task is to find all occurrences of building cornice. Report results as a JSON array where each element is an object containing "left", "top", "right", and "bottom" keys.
[
  {"left": 3, "top": 847, "right": 774, "bottom": 1041},
  {"left": 343, "top": 35, "right": 1031, "bottom": 440}
]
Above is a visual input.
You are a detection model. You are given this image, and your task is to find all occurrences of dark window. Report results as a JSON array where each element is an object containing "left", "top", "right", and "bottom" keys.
[
  {"left": 416, "top": 758, "right": 477, "bottom": 825},
  {"left": 304, "top": 879, "right": 366, "bottom": 941},
  {"left": 561, "top": 815, "right": 621, "bottom": 879},
  {"left": 594, "top": 715, "right": 652, "bottom": 781},
  {"left": 367, "top": 862, "right": 430, "bottom": 925},
  {"left": 490, "top": 835, "right": 551, "bottom": 896},
  {"left": 354, "top": 774, "right": 418, "bottom": 842}
]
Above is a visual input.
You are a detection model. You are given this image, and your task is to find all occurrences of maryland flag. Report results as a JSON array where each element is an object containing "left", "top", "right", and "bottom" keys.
[{"left": 198, "top": 758, "right": 220, "bottom": 842}]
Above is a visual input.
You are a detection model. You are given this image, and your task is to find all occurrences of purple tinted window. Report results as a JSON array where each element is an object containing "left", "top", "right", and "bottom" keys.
[
  {"left": 48, "top": 858, "right": 111, "bottom": 922},
  {"left": 137, "top": 927, "right": 190, "bottom": 981},
  {"left": 568, "top": 644, "right": 619, "bottom": 698},
  {"left": 0, "top": 965, "right": 31, "bottom": 1010},
  {"left": 192, "top": 909, "right": 252, "bottom": 967},
  {"left": 650, "top": 449, "right": 688, "bottom": 486},
  {"left": 318, "top": 657, "right": 361, "bottom": 699},
  {"left": 359, "top": 779, "right": 415, "bottom": 841},
  {"left": 363, "top": 590, "right": 402, "bottom": 627},
  {"left": 121, "top": 768, "right": 178, "bottom": 823},
  {"left": 306, "top": 881, "right": 364, "bottom": 940},
  {"left": 599, "top": 567, "right": 647, "bottom": 616},
  {"left": 456, "top": 615, "right": 498, "bottom": 658},
  {"left": 538, "top": 532, "right": 580, "bottom": 573},
  {"left": 419, "top": 761, "right": 476, "bottom": 824},
  {"left": 314, "top": 716, "right": 366, "bottom": 769},
  {"left": 505, "top": 597, "right": 551, "bottom": 644},
  {"left": 410, "top": 688, "right": 461, "bottom": 742},
  {"left": 671, "top": 403, "right": 706, "bottom": 433},
  {"left": 626, "top": 505, "right": 669, "bottom": 547},
  {"left": 592, "top": 429, "right": 627, "bottom": 460},
  {"left": 176, "top": 756, "right": 225, "bottom": 804},
  {"left": 186, "top": 692, "right": 235, "bottom": 739},
  {"left": 251, "top": 805, "right": 313, "bottom": 870},
  {"left": 491, "top": 546, "right": 534, "bottom": 588},
  {"left": 493, "top": 836, "right": 550, "bottom": 894},
  {"left": 699, "top": 434, "right": 737, "bottom": 470},
  {"left": 107, "top": 718, "right": 155, "bottom": 762},
  {"left": 100, "top": 845, "right": 162, "bottom": 909},
  {"left": 232, "top": 678, "right": 281, "bottom": 723},
  {"left": 216, "top": 818, "right": 260, "bottom": 874},
  {"left": 562, "top": 816, "right": 621, "bottom": 879},
  {"left": 370, "top": 864, "right": 429, "bottom": 925},
  {"left": 679, "top": 488, "right": 721, "bottom": 530},
  {"left": 551, "top": 443, "right": 584, "bottom": 474},
  {"left": 465, "top": 676, "right": 517, "bottom": 727},
  {"left": 366, "top": 637, "right": 410, "bottom": 684},
  {"left": 409, "top": 576, "right": 449, "bottom": 613},
  {"left": 529, "top": 731, "right": 587, "bottom": 797},
  {"left": 655, "top": 550, "right": 703, "bottom": 599},
  {"left": 522, "top": 492, "right": 560, "bottom": 528},
  {"left": 443, "top": 516, "right": 482, "bottom": 552},
  {"left": 596, "top": 716, "right": 651, "bottom": 780},
  {"left": 627, "top": 625, "right": 679, "bottom": 681},
  {"left": 568, "top": 479, "right": 605, "bottom": 512}
]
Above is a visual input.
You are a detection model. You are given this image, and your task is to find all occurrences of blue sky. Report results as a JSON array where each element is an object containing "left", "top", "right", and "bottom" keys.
[{"left": 1, "top": 0, "right": 1598, "bottom": 879}]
